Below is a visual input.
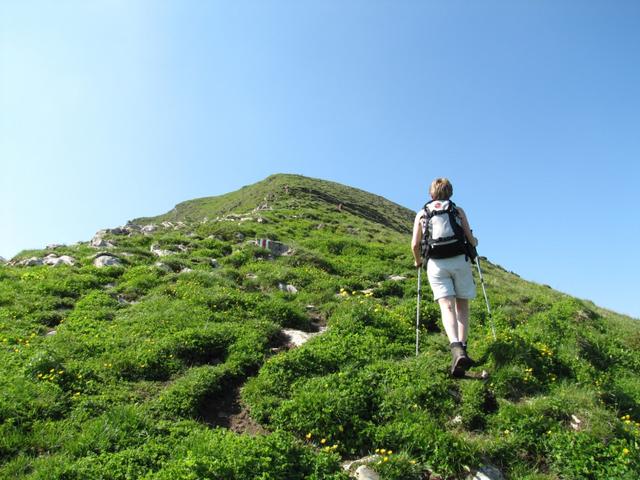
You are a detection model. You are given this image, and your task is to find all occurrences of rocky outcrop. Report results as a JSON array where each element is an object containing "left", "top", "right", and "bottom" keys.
[
  {"left": 91, "top": 236, "right": 115, "bottom": 248},
  {"left": 90, "top": 227, "right": 131, "bottom": 249},
  {"left": 42, "top": 254, "right": 76, "bottom": 267},
  {"left": 17, "top": 257, "right": 44, "bottom": 267},
  {"left": 141, "top": 224, "right": 157, "bottom": 234},
  {"left": 106, "top": 227, "right": 130, "bottom": 235},
  {"left": 159, "top": 221, "right": 186, "bottom": 229},
  {"left": 93, "top": 254, "right": 122, "bottom": 268}
]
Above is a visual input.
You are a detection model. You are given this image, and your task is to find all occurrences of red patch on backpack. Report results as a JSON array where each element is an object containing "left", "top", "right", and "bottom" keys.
[{"left": 434, "top": 202, "right": 441, "bottom": 208}]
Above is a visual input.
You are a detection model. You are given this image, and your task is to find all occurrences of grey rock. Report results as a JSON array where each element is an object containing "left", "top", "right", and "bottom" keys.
[
  {"left": 179, "top": 267, "right": 193, "bottom": 274},
  {"left": 282, "top": 327, "right": 326, "bottom": 347},
  {"left": 210, "top": 258, "right": 219, "bottom": 268},
  {"left": 355, "top": 465, "right": 380, "bottom": 480},
  {"left": 46, "top": 243, "right": 64, "bottom": 249},
  {"left": 43, "top": 255, "right": 76, "bottom": 267},
  {"left": 106, "top": 227, "right": 130, "bottom": 235},
  {"left": 451, "top": 415, "right": 463, "bottom": 425},
  {"left": 91, "top": 236, "right": 115, "bottom": 248},
  {"left": 46, "top": 330, "right": 57, "bottom": 336},
  {"left": 570, "top": 414, "right": 582, "bottom": 431},
  {"left": 467, "top": 465, "right": 504, "bottom": 480},
  {"left": 388, "top": 275, "right": 407, "bottom": 282},
  {"left": 150, "top": 244, "right": 173, "bottom": 257},
  {"left": 235, "top": 232, "right": 245, "bottom": 241},
  {"left": 279, "top": 283, "right": 298, "bottom": 294},
  {"left": 254, "top": 238, "right": 292, "bottom": 256},
  {"left": 154, "top": 262, "right": 173, "bottom": 273},
  {"left": 93, "top": 255, "right": 122, "bottom": 268},
  {"left": 141, "top": 224, "right": 157, "bottom": 234},
  {"left": 246, "top": 273, "right": 258, "bottom": 280},
  {"left": 19, "top": 257, "right": 43, "bottom": 266},
  {"left": 342, "top": 455, "right": 381, "bottom": 473}
]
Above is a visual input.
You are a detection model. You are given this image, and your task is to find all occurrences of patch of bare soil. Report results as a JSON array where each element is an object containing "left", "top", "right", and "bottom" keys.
[{"left": 202, "top": 384, "right": 268, "bottom": 435}]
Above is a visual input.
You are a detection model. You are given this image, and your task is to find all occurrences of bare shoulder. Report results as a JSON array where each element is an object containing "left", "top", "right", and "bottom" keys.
[{"left": 413, "top": 209, "right": 426, "bottom": 232}]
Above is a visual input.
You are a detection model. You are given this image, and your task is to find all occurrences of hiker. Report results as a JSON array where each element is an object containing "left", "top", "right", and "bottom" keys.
[{"left": 411, "top": 178, "right": 478, "bottom": 377}]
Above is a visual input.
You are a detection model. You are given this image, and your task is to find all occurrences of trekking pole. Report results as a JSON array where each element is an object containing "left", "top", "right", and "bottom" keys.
[
  {"left": 474, "top": 256, "right": 497, "bottom": 340},
  {"left": 415, "top": 265, "right": 422, "bottom": 356}
]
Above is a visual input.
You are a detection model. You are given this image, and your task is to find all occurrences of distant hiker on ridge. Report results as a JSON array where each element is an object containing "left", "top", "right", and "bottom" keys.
[{"left": 411, "top": 178, "right": 478, "bottom": 377}]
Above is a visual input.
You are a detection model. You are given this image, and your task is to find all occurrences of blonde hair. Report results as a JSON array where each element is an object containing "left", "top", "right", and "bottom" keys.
[{"left": 429, "top": 178, "right": 453, "bottom": 200}]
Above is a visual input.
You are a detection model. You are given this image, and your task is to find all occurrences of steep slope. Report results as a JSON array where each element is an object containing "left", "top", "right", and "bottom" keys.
[{"left": 1, "top": 174, "right": 638, "bottom": 480}]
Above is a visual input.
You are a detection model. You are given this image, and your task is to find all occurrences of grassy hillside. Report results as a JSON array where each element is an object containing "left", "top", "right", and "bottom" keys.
[{"left": 1, "top": 174, "right": 638, "bottom": 479}]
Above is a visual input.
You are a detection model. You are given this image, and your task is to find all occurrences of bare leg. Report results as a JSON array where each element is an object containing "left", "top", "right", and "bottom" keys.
[
  {"left": 455, "top": 298, "right": 469, "bottom": 343},
  {"left": 437, "top": 296, "right": 459, "bottom": 343}
]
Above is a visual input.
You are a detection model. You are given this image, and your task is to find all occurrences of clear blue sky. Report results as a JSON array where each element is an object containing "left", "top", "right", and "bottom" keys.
[{"left": 1, "top": 1, "right": 639, "bottom": 318}]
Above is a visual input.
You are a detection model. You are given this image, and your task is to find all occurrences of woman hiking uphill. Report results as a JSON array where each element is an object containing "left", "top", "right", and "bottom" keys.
[{"left": 411, "top": 178, "right": 478, "bottom": 377}]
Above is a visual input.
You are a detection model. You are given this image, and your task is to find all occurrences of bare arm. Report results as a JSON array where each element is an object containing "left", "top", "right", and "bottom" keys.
[
  {"left": 411, "top": 211, "right": 424, "bottom": 267},
  {"left": 457, "top": 207, "right": 478, "bottom": 247}
]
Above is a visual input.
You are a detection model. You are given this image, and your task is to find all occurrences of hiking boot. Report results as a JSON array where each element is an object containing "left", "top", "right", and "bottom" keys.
[
  {"left": 450, "top": 342, "right": 472, "bottom": 377},
  {"left": 462, "top": 343, "right": 476, "bottom": 366}
]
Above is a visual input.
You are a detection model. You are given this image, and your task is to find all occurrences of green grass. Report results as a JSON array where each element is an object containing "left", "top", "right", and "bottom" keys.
[{"left": 2, "top": 174, "right": 639, "bottom": 479}]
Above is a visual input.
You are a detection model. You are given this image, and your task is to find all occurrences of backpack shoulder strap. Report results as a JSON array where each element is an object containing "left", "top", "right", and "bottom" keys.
[
  {"left": 447, "top": 201, "right": 465, "bottom": 240},
  {"left": 420, "top": 203, "right": 431, "bottom": 235}
]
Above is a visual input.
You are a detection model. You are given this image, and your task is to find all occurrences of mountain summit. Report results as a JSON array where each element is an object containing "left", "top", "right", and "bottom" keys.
[
  {"left": 2, "top": 174, "right": 639, "bottom": 479},
  {"left": 132, "top": 173, "right": 415, "bottom": 234}
]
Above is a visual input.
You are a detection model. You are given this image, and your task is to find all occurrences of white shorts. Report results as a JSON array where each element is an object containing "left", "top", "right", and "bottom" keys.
[{"left": 426, "top": 254, "right": 476, "bottom": 301}]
